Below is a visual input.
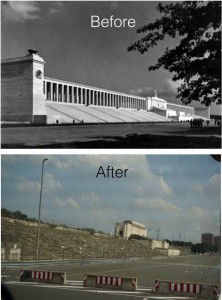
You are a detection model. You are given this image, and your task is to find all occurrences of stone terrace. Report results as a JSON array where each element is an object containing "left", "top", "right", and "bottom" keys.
[{"left": 1, "top": 217, "right": 164, "bottom": 261}]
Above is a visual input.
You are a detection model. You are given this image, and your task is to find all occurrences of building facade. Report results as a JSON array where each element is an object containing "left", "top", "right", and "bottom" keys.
[
  {"left": 213, "top": 236, "right": 221, "bottom": 252},
  {"left": 1, "top": 50, "right": 210, "bottom": 124},
  {"left": 201, "top": 233, "right": 214, "bottom": 246},
  {"left": 115, "top": 220, "right": 147, "bottom": 240}
]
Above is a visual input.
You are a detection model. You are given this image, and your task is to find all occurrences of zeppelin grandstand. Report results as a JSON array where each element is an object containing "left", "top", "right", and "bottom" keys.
[{"left": 1, "top": 50, "right": 210, "bottom": 124}]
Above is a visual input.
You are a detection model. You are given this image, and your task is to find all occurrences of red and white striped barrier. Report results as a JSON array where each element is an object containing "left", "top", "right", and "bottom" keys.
[
  {"left": 31, "top": 271, "right": 53, "bottom": 280},
  {"left": 96, "top": 276, "right": 122, "bottom": 286},
  {"left": 20, "top": 269, "right": 66, "bottom": 284},
  {"left": 170, "top": 282, "right": 201, "bottom": 294},
  {"left": 83, "top": 274, "right": 137, "bottom": 291},
  {"left": 155, "top": 279, "right": 219, "bottom": 299}
]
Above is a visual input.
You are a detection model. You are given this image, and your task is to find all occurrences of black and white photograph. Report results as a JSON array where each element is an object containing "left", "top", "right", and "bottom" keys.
[
  {"left": 1, "top": 154, "right": 221, "bottom": 299},
  {"left": 1, "top": 1, "right": 221, "bottom": 148}
]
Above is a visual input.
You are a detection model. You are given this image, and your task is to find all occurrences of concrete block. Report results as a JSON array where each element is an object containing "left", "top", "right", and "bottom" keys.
[
  {"left": 155, "top": 279, "right": 219, "bottom": 299},
  {"left": 83, "top": 274, "right": 137, "bottom": 291}
]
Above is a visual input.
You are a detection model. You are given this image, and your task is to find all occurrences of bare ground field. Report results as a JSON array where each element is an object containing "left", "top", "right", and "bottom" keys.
[{"left": 1, "top": 122, "right": 221, "bottom": 149}]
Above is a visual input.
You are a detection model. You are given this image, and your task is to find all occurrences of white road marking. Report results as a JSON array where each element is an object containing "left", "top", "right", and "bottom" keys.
[{"left": 144, "top": 297, "right": 194, "bottom": 299}]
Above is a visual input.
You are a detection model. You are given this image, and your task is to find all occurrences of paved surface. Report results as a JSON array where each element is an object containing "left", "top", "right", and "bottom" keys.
[
  {"left": 1, "top": 122, "right": 221, "bottom": 148},
  {"left": 2, "top": 255, "right": 220, "bottom": 300}
]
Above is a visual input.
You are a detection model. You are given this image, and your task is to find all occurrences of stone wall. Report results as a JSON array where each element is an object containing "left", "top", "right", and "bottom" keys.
[
  {"left": 115, "top": 220, "right": 147, "bottom": 240},
  {"left": 1, "top": 243, "right": 21, "bottom": 261},
  {"left": 1, "top": 53, "right": 46, "bottom": 124},
  {"left": 167, "top": 103, "right": 194, "bottom": 115},
  {"left": 2, "top": 59, "right": 33, "bottom": 122},
  {"left": 195, "top": 107, "right": 210, "bottom": 119}
]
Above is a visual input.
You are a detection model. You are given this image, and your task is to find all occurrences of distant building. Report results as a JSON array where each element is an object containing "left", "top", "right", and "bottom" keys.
[
  {"left": 201, "top": 233, "right": 214, "bottom": 246},
  {"left": 115, "top": 220, "right": 147, "bottom": 240},
  {"left": 214, "top": 236, "right": 221, "bottom": 252}
]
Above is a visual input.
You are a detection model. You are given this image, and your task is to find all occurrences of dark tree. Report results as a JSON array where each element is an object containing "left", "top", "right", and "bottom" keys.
[{"left": 128, "top": 1, "right": 221, "bottom": 106}]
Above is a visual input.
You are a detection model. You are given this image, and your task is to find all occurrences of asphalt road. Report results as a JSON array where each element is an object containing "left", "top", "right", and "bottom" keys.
[
  {"left": 1, "top": 122, "right": 221, "bottom": 148},
  {"left": 2, "top": 255, "right": 220, "bottom": 300}
]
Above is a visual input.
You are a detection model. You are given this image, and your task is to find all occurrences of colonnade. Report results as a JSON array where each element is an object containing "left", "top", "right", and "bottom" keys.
[{"left": 44, "top": 78, "right": 147, "bottom": 110}]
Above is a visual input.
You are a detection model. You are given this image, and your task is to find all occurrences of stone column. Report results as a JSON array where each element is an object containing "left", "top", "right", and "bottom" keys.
[
  {"left": 45, "top": 81, "right": 48, "bottom": 100},
  {"left": 76, "top": 87, "right": 79, "bottom": 104},
  {"left": 61, "top": 85, "right": 64, "bottom": 102},
  {"left": 71, "top": 86, "right": 74, "bottom": 103},
  {"left": 80, "top": 88, "right": 83, "bottom": 104},
  {"left": 105, "top": 93, "right": 107, "bottom": 106},
  {"left": 49, "top": 82, "right": 52, "bottom": 100},
  {"left": 66, "top": 85, "right": 69, "bottom": 103},
  {"left": 56, "top": 83, "right": 58, "bottom": 102}
]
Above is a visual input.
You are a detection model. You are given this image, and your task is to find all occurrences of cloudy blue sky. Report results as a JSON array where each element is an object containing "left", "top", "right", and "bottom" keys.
[
  {"left": 1, "top": 1, "right": 221, "bottom": 114},
  {"left": 1, "top": 155, "right": 221, "bottom": 243}
]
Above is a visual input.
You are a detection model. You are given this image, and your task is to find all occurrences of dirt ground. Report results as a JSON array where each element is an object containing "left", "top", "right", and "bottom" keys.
[{"left": 1, "top": 122, "right": 221, "bottom": 149}]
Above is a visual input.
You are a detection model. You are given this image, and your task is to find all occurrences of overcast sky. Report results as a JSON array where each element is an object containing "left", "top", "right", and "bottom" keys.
[
  {"left": 1, "top": 155, "right": 221, "bottom": 243},
  {"left": 1, "top": 1, "right": 221, "bottom": 114}
]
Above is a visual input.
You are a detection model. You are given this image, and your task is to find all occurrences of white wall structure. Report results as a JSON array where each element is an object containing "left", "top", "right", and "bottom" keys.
[
  {"left": 1, "top": 244, "right": 21, "bottom": 261},
  {"left": 168, "top": 249, "right": 181, "bottom": 256},
  {"left": 136, "top": 239, "right": 169, "bottom": 250},
  {"left": 2, "top": 50, "right": 209, "bottom": 124},
  {"left": 2, "top": 51, "right": 47, "bottom": 124},
  {"left": 115, "top": 220, "right": 147, "bottom": 240}
]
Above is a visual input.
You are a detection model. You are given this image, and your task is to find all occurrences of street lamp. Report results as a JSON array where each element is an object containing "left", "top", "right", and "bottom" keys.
[{"left": 36, "top": 158, "right": 48, "bottom": 261}]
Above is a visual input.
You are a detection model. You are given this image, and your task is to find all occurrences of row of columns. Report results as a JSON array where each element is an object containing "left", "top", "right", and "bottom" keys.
[{"left": 44, "top": 80, "right": 147, "bottom": 110}]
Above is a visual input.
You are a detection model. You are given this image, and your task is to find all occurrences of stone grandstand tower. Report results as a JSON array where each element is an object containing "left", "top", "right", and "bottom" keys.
[
  {"left": 1, "top": 49, "right": 47, "bottom": 124},
  {"left": 115, "top": 220, "right": 147, "bottom": 240}
]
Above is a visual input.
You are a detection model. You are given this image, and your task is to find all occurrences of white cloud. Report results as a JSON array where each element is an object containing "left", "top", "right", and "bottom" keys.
[
  {"left": 48, "top": 1, "right": 65, "bottom": 15},
  {"left": 193, "top": 184, "right": 204, "bottom": 195},
  {"left": 2, "top": 1, "right": 40, "bottom": 22},
  {"left": 67, "top": 197, "right": 80, "bottom": 209},
  {"left": 133, "top": 197, "right": 179, "bottom": 212},
  {"left": 129, "top": 86, "right": 153, "bottom": 98},
  {"left": 52, "top": 156, "right": 77, "bottom": 169},
  {"left": 81, "top": 192, "right": 99, "bottom": 202},
  {"left": 134, "top": 175, "right": 172, "bottom": 198},
  {"left": 16, "top": 175, "right": 40, "bottom": 193},
  {"left": 54, "top": 196, "right": 80, "bottom": 209},
  {"left": 209, "top": 174, "right": 221, "bottom": 188},
  {"left": 158, "top": 176, "right": 173, "bottom": 196},
  {"left": 44, "top": 173, "right": 61, "bottom": 192},
  {"left": 189, "top": 206, "right": 209, "bottom": 217},
  {"left": 129, "top": 78, "right": 183, "bottom": 99},
  {"left": 54, "top": 197, "right": 66, "bottom": 207},
  {"left": 15, "top": 172, "right": 60, "bottom": 194}
]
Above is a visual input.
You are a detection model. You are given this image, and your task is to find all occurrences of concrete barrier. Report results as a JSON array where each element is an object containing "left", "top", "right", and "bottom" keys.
[
  {"left": 168, "top": 249, "right": 180, "bottom": 256},
  {"left": 20, "top": 270, "right": 66, "bottom": 284},
  {"left": 83, "top": 274, "right": 137, "bottom": 291},
  {"left": 155, "top": 279, "right": 219, "bottom": 299}
]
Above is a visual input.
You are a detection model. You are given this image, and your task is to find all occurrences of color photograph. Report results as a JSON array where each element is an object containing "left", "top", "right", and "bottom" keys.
[{"left": 1, "top": 154, "right": 221, "bottom": 299}]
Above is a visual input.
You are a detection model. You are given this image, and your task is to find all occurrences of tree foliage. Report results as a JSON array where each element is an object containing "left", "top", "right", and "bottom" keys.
[
  {"left": 128, "top": 1, "right": 221, "bottom": 106},
  {"left": 1, "top": 208, "right": 36, "bottom": 222}
]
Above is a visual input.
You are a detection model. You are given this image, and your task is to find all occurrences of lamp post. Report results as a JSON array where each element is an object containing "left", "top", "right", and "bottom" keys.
[{"left": 36, "top": 158, "right": 48, "bottom": 261}]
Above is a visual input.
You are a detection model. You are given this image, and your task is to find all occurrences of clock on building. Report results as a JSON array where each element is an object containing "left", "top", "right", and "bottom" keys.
[{"left": 35, "top": 70, "right": 42, "bottom": 79}]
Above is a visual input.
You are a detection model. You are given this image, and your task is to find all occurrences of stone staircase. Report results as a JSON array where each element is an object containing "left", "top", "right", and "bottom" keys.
[
  {"left": 46, "top": 101, "right": 171, "bottom": 124},
  {"left": 1, "top": 217, "right": 164, "bottom": 261}
]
